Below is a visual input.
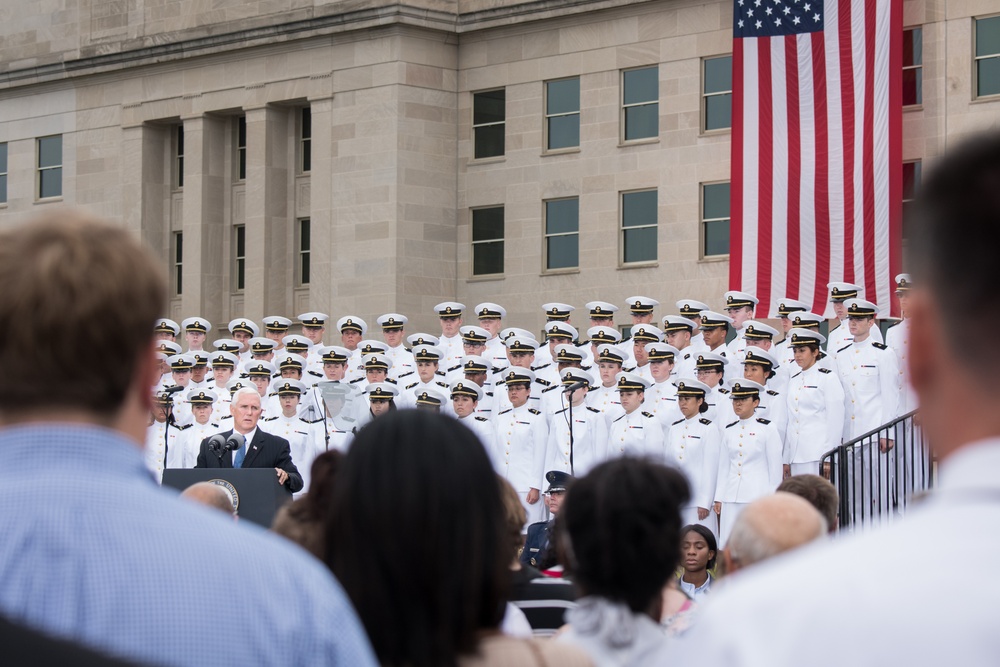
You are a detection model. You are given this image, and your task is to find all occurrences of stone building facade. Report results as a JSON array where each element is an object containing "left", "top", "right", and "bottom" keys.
[{"left": 0, "top": 0, "right": 997, "bottom": 335}]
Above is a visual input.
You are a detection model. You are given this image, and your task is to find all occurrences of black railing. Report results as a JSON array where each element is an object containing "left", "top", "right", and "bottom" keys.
[{"left": 819, "top": 410, "right": 933, "bottom": 530}]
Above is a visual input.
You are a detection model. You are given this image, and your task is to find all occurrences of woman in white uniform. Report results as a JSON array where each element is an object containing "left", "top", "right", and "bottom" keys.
[
  {"left": 714, "top": 379, "right": 783, "bottom": 546},
  {"left": 783, "top": 328, "right": 845, "bottom": 476},
  {"left": 664, "top": 378, "right": 721, "bottom": 540}
]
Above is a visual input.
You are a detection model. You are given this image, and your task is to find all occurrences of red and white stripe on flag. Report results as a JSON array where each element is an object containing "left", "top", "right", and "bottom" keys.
[{"left": 729, "top": 0, "right": 903, "bottom": 318}]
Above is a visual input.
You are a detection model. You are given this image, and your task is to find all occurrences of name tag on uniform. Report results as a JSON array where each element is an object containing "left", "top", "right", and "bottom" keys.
[
  {"left": 628, "top": 426, "right": 643, "bottom": 430},
  {"left": 861, "top": 365, "right": 876, "bottom": 369},
  {"left": 516, "top": 421, "right": 530, "bottom": 425},
  {"left": 687, "top": 435, "right": 701, "bottom": 439}
]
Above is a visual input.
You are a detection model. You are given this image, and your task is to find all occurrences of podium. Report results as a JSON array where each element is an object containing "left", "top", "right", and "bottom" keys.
[{"left": 162, "top": 468, "right": 293, "bottom": 527}]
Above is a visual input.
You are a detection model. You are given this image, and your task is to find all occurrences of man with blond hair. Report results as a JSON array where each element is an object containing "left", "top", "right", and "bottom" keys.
[{"left": 0, "top": 212, "right": 374, "bottom": 666}]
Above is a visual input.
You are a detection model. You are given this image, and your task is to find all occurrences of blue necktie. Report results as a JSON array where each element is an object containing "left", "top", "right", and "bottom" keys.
[{"left": 233, "top": 443, "right": 246, "bottom": 469}]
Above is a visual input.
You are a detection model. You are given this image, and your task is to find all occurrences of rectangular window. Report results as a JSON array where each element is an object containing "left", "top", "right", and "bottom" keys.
[
  {"left": 471, "top": 206, "right": 504, "bottom": 276},
  {"left": 297, "top": 217, "right": 311, "bottom": 285},
  {"left": 621, "top": 190, "right": 658, "bottom": 264},
  {"left": 703, "top": 56, "right": 733, "bottom": 131},
  {"left": 544, "top": 198, "right": 579, "bottom": 271},
  {"left": 236, "top": 115, "right": 247, "bottom": 181},
  {"left": 300, "top": 107, "right": 312, "bottom": 174},
  {"left": 37, "top": 135, "right": 63, "bottom": 199},
  {"left": 233, "top": 224, "right": 246, "bottom": 291},
  {"left": 172, "top": 232, "right": 183, "bottom": 296},
  {"left": 701, "top": 182, "right": 731, "bottom": 258},
  {"left": 902, "top": 160, "right": 922, "bottom": 242},
  {"left": 622, "top": 66, "right": 658, "bottom": 142},
  {"left": 545, "top": 78, "right": 580, "bottom": 151},
  {"left": 0, "top": 142, "right": 7, "bottom": 204},
  {"left": 976, "top": 16, "right": 1000, "bottom": 98},
  {"left": 174, "top": 125, "right": 184, "bottom": 189},
  {"left": 473, "top": 90, "right": 505, "bottom": 159},
  {"left": 903, "top": 28, "right": 923, "bottom": 106}
]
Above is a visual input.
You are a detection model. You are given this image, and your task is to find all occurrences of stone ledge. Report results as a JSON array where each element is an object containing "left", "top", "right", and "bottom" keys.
[{"left": 0, "top": 0, "right": 659, "bottom": 89}]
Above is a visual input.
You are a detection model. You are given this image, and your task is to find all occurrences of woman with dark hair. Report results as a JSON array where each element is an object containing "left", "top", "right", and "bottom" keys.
[
  {"left": 364, "top": 382, "right": 398, "bottom": 420},
  {"left": 678, "top": 524, "right": 717, "bottom": 601},
  {"left": 324, "top": 411, "right": 590, "bottom": 667},
  {"left": 558, "top": 457, "right": 690, "bottom": 665},
  {"left": 784, "top": 328, "right": 845, "bottom": 477},
  {"left": 271, "top": 450, "right": 344, "bottom": 559},
  {"left": 665, "top": 379, "right": 721, "bottom": 541}
]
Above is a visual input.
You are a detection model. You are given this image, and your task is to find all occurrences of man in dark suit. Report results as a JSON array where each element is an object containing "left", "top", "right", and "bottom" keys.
[
  {"left": 520, "top": 470, "right": 573, "bottom": 569},
  {"left": 196, "top": 386, "right": 303, "bottom": 493}
]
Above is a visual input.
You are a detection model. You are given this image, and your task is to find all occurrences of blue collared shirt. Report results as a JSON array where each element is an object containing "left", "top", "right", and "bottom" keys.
[{"left": 0, "top": 423, "right": 376, "bottom": 666}]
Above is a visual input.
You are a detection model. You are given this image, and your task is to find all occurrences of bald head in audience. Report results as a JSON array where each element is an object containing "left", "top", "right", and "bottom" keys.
[
  {"left": 182, "top": 482, "right": 237, "bottom": 518},
  {"left": 777, "top": 474, "right": 839, "bottom": 533},
  {"left": 723, "top": 492, "right": 826, "bottom": 575}
]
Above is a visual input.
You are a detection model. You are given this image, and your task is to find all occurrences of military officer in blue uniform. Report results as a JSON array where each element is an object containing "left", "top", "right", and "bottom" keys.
[{"left": 519, "top": 470, "right": 574, "bottom": 569}]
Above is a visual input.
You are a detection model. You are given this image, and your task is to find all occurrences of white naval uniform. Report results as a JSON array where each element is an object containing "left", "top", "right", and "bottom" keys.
[
  {"left": 607, "top": 407, "right": 666, "bottom": 459},
  {"left": 144, "top": 420, "right": 183, "bottom": 482},
  {"left": 398, "top": 376, "right": 452, "bottom": 413},
  {"left": 307, "top": 415, "right": 355, "bottom": 455},
  {"left": 715, "top": 416, "right": 783, "bottom": 545},
  {"left": 384, "top": 344, "right": 415, "bottom": 380},
  {"left": 493, "top": 376, "right": 547, "bottom": 414},
  {"left": 884, "top": 320, "right": 916, "bottom": 414},
  {"left": 836, "top": 336, "right": 902, "bottom": 524},
  {"left": 826, "top": 319, "right": 883, "bottom": 362},
  {"left": 492, "top": 404, "right": 549, "bottom": 525},
  {"left": 439, "top": 333, "right": 465, "bottom": 370},
  {"left": 754, "top": 387, "right": 787, "bottom": 442},
  {"left": 586, "top": 383, "right": 625, "bottom": 426},
  {"left": 175, "top": 421, "right": 222, "bottom": 469},
  {"left": 666, "top": 414, "right": 722, "bottom": 540},
  {"left": 544, "top": 404, "right": 609, "bottom": 478},
  {"left": 703, "top": 385, "right": 737, "bottom": 437},
  {"left": 644, "top": 379, "right": 682, "bottom": 440},
  {"left": 725, "top": 327, "right": 747, "bottom": 359},
  {"left": 835, "top": 337, "right": 901, "bottom": 440},
  {"left": 784, "top": 364, "right": 845, "bottom": 475},
  {"left": 672, "top": 350, "right": 698, "bottom": 381},
  {"left": 457, "top": 414, "right": 495, "bottom": 456}
]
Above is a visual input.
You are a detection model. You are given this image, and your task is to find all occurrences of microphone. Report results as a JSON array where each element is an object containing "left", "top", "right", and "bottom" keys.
[
  {"left": 562, "top": 380, "right": 588, "bottom": 394},
  {"left": 207, "top": 434, "right": 227, "bottom": 458},
  {"left": 161, "top": 385, "right": 185, "bottom": 395},
  {"left": 225, "top": 433, "right": 245, "bottom": 453}
]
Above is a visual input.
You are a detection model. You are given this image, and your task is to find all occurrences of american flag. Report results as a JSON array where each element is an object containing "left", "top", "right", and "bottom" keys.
[{"left": 728, "top": 0, "right": 902, "bottom": 318}]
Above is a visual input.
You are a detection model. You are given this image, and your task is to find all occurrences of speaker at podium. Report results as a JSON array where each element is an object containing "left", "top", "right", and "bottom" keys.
[{"left": 162, "top": 468, "right": 292, "bottom": 527}]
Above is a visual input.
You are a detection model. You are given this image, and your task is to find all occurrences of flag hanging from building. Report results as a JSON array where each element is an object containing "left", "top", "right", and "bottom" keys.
[{"left": 728, "top": 0, "right": 903, "bottom": 318}]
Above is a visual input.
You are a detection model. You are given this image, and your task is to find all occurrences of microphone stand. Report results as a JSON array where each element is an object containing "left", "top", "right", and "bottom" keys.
[
  {"left": 568, "top": 391, "right": 575, "bottom": 476},
  {"left": 163, "top": 401, "right": 175, "bottom": 471}
]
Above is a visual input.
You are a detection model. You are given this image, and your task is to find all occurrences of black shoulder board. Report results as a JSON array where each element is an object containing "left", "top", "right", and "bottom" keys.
[
  {"left": 757, "top": 417, "right": 771, "bottom": 425},
  {"left": 498, "top": 408, "right": 512, "bottom": 415},
  {"left": 299, "top": 417, "right": 315, "bottom": 424},
  {"left": 623, "top": 366, "right": 636, "bottom": 372},
  {"left": 766, "top": 389, "right": 779, "bottom": 396},
  {"left": 532, "top": 363, "right": 550, "bottom": 371},
  {"left": 435, "top": 370, "right": 446, "bottom": 377},
  {"left": 176, "top": 423, "right": 191, "bottom": 431},
  {"left": 447, "top": 364, "right": 462, "bottom": 372},
  {"left": 209, "top": 422, "right": 219, "bottom": 428},
  {"left": 405, "top": 382, "right": 418, "bottom": 390},
  {"left": 718, "top": 387, "right": 730, "bottom": 394},
  {"left": 818, "top": 368, "right": 832, "bottom": 374},
  {"left": 613, "top": 414, "right": 626, "bottom": 423},
  {"left": 475, "top": 416, "right": 489, "bottom": 422},
  {"left": 528, "top": 408, "right": 541, "bottom": 415},
  {"left": 485, "top": 391, "right": 494, "bottom": 397},
  {"left": 308, "top": 370, "right": 322, "bottom": 378},
  {"left": 699, "top": 418, "right": 713, "bottom": 426},
  {"left": 555, "top": 407, "right": 569, "bottom": 414},
  {"left": 436, "top": 381, "right": 448, "bottom": 387},
  {"left": 582, "top": 365, "right": 592, "bottom": 371},
  {"left": 492, "top": 367, "right": 505, "bottom": 375},
  {"left": 873, "top": 342, "right": 888, "bottom": 350},
  {"left": 349, "top": 377, "right": 365, "bottom": 384},
  {"left": 541, "top": 384, "right": 559, "bottom": 393},
  {"left": 221, "top": 415, "right": 233, "bottom": 420},
  {"left": 398, "top": 371, "right": 414, "bottom": 378},
  {"left": 725, "top": 419, "right": 739, "bottom": 428},
  {"left": 536, "top": 378, "right": 551, "bottom": 387},
  {"left": 836, "top": 343, "right": 852, "bottom": 353},
  {"left": 672, "top": 418, "right": 685, "bottom": 426},
  {"left": 264, "top": 416, "right": 278, "bottom": 421},
  {"left": 791, "top": 371, "right": 802, "bottom": 378},
  {"left": 642, "top": 411, "right": 654, "bottom": 418},
  {"left": 587, "top": 406, "right": 600, "bottom": 413},
  {"left": 684, "top": 353, "right": 691, "bottom": 360},
  {"left": 386, "top": 378, "right": 398, "bottom": 384}
]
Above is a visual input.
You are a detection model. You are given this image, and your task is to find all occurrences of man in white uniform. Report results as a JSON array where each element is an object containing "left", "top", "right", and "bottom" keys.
[{"left": 492, "top": 367, "right": 548, "bottom": 526}]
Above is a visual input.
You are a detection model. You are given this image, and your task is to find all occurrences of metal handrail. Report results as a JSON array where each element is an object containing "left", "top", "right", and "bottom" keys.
[{"left": 819, "top": 410, "right": 933, "bottom": 531}]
